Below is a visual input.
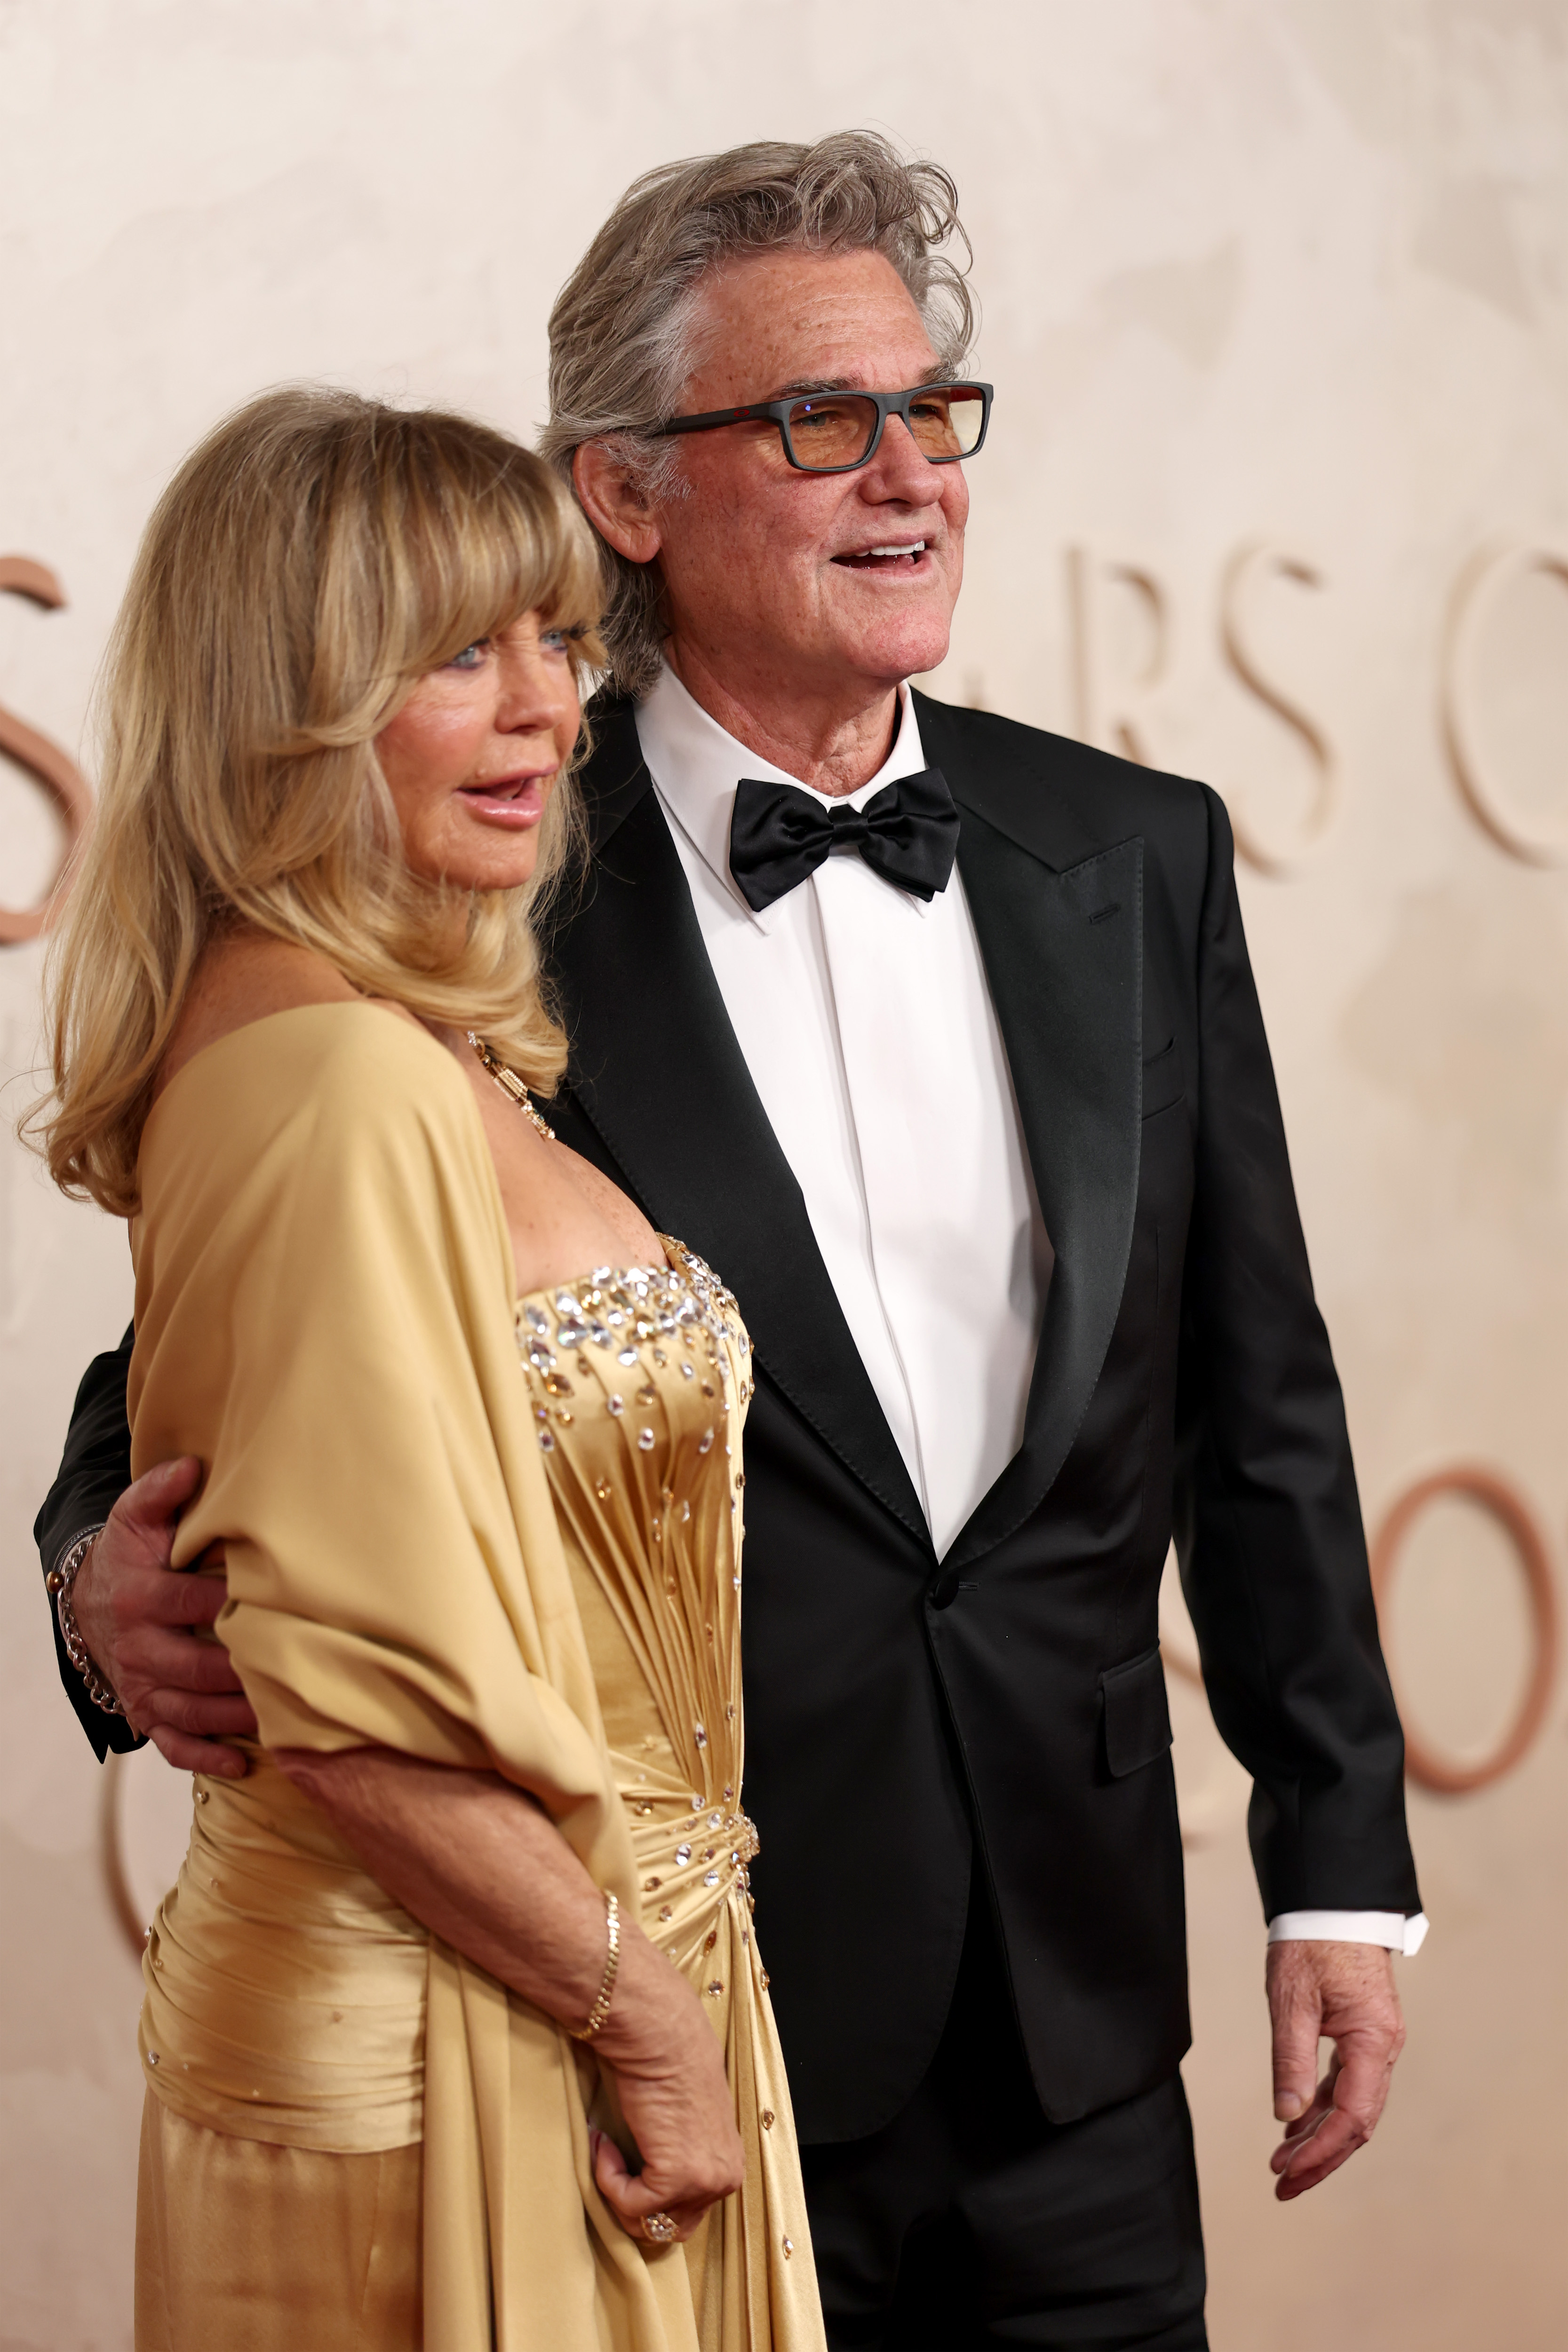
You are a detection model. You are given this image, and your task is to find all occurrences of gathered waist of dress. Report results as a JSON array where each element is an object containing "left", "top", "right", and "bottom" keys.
[
  {"left": 140, "top": 1748, "right": 428, "bottom": 2152},
  {"left": 616, "top": 1752, "right": 760, "bottom": 1953}
]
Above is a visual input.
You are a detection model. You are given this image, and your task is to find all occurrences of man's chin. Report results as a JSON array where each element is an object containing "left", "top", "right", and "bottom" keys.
[{"left": 819, "top": 611, "right": 955, "bottom": 695}]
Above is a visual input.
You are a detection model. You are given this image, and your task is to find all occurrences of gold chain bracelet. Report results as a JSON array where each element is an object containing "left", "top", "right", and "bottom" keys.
[{"left": 570, "top": 1890, "right": 622, "bottom": 2042}]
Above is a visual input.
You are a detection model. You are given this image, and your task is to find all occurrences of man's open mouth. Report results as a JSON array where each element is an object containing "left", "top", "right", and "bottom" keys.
[{"left": 833, "top": 541, "right": 927, "bottom": 571}]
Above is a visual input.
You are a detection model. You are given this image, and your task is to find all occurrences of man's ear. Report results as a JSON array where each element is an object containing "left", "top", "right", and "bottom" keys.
[{"left": 573, "top": 442, "right": 663, "bottom": 566}]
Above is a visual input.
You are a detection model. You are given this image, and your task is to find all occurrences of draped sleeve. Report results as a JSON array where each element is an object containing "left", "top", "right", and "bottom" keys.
[{"left": 128, "top": 999, "right": 637, "bottom": 1902}]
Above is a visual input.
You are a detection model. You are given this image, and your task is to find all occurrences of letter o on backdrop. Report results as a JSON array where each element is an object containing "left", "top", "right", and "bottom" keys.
[
  {"left": 1371, "top": 1466, "right": 1559, "bottom": 1795},
  {"left": 1442, "top": 544, "right": 1568, "bottom": 866}
]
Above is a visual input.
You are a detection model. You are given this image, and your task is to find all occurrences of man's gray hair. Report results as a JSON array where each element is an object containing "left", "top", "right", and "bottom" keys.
[{"left": 541, "top": 133, "right": 975, "bottom": 699}]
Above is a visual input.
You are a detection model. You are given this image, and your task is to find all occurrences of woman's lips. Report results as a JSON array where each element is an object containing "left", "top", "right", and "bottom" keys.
[{"left": 457, "top": 774, "right": 549, "bottom": 828}]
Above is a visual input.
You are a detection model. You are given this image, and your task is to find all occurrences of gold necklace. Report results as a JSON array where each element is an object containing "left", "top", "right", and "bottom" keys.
[{"left": 466, "top": 1031, "right": 557, "bottom": 1140}]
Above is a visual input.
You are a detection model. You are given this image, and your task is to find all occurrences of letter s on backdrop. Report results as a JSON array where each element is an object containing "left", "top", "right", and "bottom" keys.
[{"left": 0, "top": 556, "right": 92, "bottom": 945}]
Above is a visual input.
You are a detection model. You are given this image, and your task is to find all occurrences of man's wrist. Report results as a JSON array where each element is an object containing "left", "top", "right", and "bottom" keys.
[
  {"left": 48, "top": 1523, "right": 105, "bottom": 1587},
  {"left": 1267, "top": 1909, "right": 1429, "bottom": 1956},
  {"left": 46, "top": 1526, "right": 126, "bottom": 1719}
]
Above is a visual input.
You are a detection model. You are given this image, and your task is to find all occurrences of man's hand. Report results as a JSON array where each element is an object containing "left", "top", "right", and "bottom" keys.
[
  {"left": 1267, "top": 1939, "right": 1405, "bottom": 2200},
  {"left": 69, "top": 1456, "right": 256, "bottom": 1777}
]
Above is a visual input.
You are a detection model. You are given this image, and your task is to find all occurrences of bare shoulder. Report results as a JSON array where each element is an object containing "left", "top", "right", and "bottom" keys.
[
  {"left": 154, "top": 932, "right": 370, "bottom": 1104},
  {"left": 453, "top": 1041, "right": 662, "bottom": 1296}
]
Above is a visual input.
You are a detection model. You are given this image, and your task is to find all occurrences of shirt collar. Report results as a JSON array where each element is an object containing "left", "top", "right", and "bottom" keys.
[{"left": 634, "top": 664, "right": 933, "bottom": 930}]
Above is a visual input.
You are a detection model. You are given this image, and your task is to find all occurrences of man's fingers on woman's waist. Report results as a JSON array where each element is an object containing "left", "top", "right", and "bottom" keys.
[
  {"left": 146, "top": 1725, "right": 250, "bottom": 1777},
  {"left": 134, "top": 1689, "right": 257, "bottom": 1739},
  {"left": 131, "top": 1619, "right": 244, "bottom": 1680},
  {"left": 118, "top": 1457, "right": 203, "bottom": 1523},
  {"left": 137, "top": 1571, "right": 231, "bottom": 1627}
]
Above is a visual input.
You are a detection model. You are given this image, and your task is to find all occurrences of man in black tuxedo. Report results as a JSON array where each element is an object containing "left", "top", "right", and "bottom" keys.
[{"left": 39, "top": 136, "right": 1420, "bottom": 2349}]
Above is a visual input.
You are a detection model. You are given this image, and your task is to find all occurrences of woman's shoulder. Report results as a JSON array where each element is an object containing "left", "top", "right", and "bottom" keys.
[
  {"left": 146, "top": 941, "right": 473, "bottom": 1158},
  {"left": 130, "top": 977, "right": 517, "bottom": 1408},
  {"left": 165, "top": 997, "right": 455, "bottom": 1099},
  {"left": 155, "top": 936, "right": 415, "bottom": 1092},
  {"left": 136, "top": 993, "right": 496, "bottom": 1276}
]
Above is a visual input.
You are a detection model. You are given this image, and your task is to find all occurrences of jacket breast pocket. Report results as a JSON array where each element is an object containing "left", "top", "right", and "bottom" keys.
[
  {"left": 1099, "top": 1644, "right": 1173, "bottom": 1778},
  {"left": 1141, "top": 1038, "right": 1183, "bottom": 1121}
]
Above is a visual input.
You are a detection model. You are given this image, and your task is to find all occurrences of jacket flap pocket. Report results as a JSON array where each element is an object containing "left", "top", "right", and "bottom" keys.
[{"left": 1100, "top": 1644, "right": 1173, "bottom": 1777}]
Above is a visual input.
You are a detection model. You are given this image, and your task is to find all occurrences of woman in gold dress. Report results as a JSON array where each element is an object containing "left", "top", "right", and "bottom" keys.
[{"left": 35, "top": 388, "right": 824, "bottom": 2352}]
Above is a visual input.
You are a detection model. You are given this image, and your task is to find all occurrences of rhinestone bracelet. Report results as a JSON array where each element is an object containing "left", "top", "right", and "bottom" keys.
[
  {"left": 46, "top": 1526, "right": 126, "bottom": 1718},
  {"left": 569, "top": 1889, "right": 622, "bottom": 2042}
]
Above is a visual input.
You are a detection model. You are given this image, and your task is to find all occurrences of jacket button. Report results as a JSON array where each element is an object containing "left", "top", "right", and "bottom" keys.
[{"left": 929, "top": 1571, "right": 960, "bottom": 1610}]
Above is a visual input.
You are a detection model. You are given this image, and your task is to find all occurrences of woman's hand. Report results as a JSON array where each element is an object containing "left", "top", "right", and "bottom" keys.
[
  {"left": 590, "top": 1927, "right": 745, "bottom": 2242},
  {"left": 273, "top": 1748, "right": 744, "bottom": 2241}
]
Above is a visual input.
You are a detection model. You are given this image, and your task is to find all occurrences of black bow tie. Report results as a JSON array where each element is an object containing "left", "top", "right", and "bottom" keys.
[{"left": 728, "top": 768, "right": 960, "bottom": 914}]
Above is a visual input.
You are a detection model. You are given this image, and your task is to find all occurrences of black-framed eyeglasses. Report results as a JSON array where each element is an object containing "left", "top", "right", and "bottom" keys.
[{"left": 653, "top": 381, "right": 993, "bottom": 475}]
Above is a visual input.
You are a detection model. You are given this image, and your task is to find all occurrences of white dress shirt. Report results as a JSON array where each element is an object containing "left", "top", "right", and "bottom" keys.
[
  {"left": 633, "top": 664, "right": 1425, "bottom": 1958},
  {"left": 637, "top": 664, "right": 1048, "bottom": 1560}
]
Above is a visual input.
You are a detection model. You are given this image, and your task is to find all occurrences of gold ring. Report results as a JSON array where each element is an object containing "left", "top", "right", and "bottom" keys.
[{"left": 641, "top": 2210, "right": 678, "bottom": 2246}]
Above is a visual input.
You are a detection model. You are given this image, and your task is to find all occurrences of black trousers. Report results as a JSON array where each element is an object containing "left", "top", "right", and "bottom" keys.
[{"left": 798, "top": 1877, "right": 1207, "bottom": 2351}]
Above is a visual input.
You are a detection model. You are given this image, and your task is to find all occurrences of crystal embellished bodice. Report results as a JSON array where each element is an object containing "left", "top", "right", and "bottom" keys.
[
  {"left": 513, "top": 1239, "right": 819, "bottom": 2338},
  {"left": 515, "top": 1240, "right": 761, "bottom": 1970}
]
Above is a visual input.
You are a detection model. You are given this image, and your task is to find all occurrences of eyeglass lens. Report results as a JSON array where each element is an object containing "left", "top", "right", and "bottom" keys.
[{"left": 784, "top": 386, "right": 985, "bottom": 470}]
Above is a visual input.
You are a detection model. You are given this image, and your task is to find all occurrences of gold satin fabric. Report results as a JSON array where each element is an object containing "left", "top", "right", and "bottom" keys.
[
  {"left": 141, "top": 1754, "right": 426, "bottom": 2149},
  {"left": 136, "top": 2100, "right": 422, "bottom": 2347},
  {"left": 128, "top": 1004, "right": 823, "bottom": 2352}
]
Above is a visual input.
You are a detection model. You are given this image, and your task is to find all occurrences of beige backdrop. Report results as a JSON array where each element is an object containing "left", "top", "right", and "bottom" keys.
[{"left": 2, "top": 3, "right": 1565, "bottom": 2345}]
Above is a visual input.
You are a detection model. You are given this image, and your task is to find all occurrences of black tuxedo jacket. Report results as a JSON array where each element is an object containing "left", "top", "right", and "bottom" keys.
[{"left": 38, "top": 692, "right": 1419, "bottom": 2145}]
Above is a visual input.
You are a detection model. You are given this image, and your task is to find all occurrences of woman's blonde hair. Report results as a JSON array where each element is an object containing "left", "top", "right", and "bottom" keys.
[{"left": 32, "top": 384, "right": 603, "bottom": 1216}]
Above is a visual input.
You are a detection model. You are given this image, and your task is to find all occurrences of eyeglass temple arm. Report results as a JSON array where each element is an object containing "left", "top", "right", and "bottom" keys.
[{"left": 654, "top": 404, "right": 774, "bottom": 439}]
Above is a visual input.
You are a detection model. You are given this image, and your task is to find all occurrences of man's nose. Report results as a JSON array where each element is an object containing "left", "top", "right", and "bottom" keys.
[{"left": 862, "top": 412, "right": 946, "bottom": 502}]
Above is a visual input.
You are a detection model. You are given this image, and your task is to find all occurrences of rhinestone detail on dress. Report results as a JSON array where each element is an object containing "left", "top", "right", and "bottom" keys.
[{"left": 509, "top": 1240, "right": 763, "bottom": 2086}]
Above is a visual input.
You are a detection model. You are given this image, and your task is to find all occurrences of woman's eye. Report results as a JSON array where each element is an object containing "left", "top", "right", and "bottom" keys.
[
  {"left": 539, "top": 624, "right": 586, "bottom": 655},
  {"left": 446, "top": 640, "right": 488, "bottom": 671}
]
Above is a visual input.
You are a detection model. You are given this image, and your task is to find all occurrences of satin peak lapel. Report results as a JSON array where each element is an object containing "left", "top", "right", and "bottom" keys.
[
  {"left": 937, "top": 744, "right": 1144, "bottom": 1573},
  {"left": 548, "top": 705, "right": 931, "bottom": 1545}
]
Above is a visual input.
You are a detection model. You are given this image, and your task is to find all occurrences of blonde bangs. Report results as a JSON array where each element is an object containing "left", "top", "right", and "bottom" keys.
[
  {"left": 375, "top": 430, "right": 607, "bottom": 691},
  {"left": 30, "top": 387, "right": 604, "bottom": 1216}
]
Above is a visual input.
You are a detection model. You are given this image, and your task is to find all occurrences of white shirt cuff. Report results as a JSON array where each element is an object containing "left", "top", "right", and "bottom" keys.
[{"left": 1267, "top": 1909, "right": 1429, "bottom": 1955}]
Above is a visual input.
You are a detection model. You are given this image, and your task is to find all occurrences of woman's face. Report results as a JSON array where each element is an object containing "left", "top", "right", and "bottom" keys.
[{"left": 376, "top": 610, "right": 583, "bottom": 892}]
